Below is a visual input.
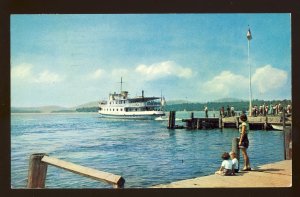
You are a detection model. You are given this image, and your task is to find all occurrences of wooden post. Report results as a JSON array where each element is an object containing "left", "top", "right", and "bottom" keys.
[
  {"left": 168, "top": 111, "right": 176, "bottom": 129},
  {"left": 235, "top": 117, "right": 239, "bottom": 129},
  {"left": 263, "top": 116, "right": 268, "bottom": 130},
  {"left": 168, "top": 111, "right": 172, "bottom": 129},
  {"left": 196, "top": 119, "right": 201, "bottom": 129},
  {"left": 282, "top": 109, "right": 286, "bottom": 130},
  {"left": 172, "top": 111, "right": 176, "bottom": 129},
  {"left": 232, "top": 138, "right": 240, "bottom": 169},
  {"left": 284, "top": 127, "right": 292, "bottom": 160},
  {"left": 27, "top": 153, "right": 48, "bottom": 188},
  {"left": 190, "top": 113, "right": 195, "bottom": 129},
  {"left": 219, "top": 117, "right": 222, "bottom": 129}
]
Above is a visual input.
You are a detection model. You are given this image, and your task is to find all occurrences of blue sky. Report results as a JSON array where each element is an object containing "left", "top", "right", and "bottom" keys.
[{"left": 11, "top": 14, "right": 291, "bottom": 107}]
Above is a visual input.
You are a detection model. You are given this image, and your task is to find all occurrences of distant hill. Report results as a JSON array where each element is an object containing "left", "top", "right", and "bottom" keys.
[
  {"left": 11, "top": 106, "right": 70, "bottom": 113},
  {"left": 166, "top": 100, "right": 188, "bottom": 105},
  {"left": 71, "top": 101, "right": 98, "bottom": 109},
  {"left": 212, "top": 98, "right": 247, "bottom": 102}
]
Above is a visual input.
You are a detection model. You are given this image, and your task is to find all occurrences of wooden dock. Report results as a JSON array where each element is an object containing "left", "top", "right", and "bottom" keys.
[
  {"left": 152, "top": 160, "right": 292, "bottom": 188},
  {"left": 168, "top": 111, "right": 291, "bottom": 130}
]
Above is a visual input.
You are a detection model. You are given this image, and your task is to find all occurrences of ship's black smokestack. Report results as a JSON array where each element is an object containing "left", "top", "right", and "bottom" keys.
[{"left": 142, "top": 90, "right": 144, "bottom": 98}]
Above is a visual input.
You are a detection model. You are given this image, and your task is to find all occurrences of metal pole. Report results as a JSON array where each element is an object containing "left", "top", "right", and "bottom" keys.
[{"left": 248, "top": 38, "right": 253, "bottom": 116}]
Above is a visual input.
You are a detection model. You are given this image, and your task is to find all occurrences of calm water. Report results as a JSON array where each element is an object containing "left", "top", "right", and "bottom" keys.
[{"left": 11, "top": 112, "right": 284, "bottom": 188}]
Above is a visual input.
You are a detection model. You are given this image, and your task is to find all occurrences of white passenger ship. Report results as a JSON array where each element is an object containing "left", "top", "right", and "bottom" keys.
[{"left": 98, "top": 79, "right": 165, "bottom": 119}]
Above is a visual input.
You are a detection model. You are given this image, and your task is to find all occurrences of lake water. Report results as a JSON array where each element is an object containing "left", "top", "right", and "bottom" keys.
[{"left": 11, "top": 112, "right": 284, "bottom": 188}]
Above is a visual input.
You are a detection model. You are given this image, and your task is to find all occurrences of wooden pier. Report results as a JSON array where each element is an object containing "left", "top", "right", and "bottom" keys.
[
  {"left": 151, "top": 160, "right": 292, "bottom": 188},
  {"left": 168, "top": 111, "right": 291, "bottom": 130},
  {"left": 152, "top": 133, "right": 292, "bottom": 188}
]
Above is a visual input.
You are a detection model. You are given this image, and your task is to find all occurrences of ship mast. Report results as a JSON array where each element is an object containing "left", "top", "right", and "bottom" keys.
[{"left": 119, "top": 77, "right": 124, "bottom": 92}]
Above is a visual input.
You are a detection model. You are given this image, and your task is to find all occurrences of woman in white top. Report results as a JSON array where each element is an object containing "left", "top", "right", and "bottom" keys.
[{"left": 239, "top": 114, "right": 251, "bottom": 171}]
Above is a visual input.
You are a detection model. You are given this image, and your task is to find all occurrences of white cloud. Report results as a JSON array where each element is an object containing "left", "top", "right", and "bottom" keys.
[
  {"left": 11, "top": 63, "right": 33, "bottom": 79},
  {"left": 11, "top": 63, "right": 63, "bottom": 84},
  {"left": 33, "top": 70, "right": 63, "bottom": 83},
  {"left": 135, "top": 61, "right": 193, "bottom": 80},
  {"left": 201, "top": 71, "right": 248, "bottom": 98},
  {"left": 200, "top": 65, "right": 289, "bottom": 100},
  {"left": 89, "top": 68, "right": 105, "bottom": 79},
  {"left": 252, "top": 65, "right": 288, "bottom": 94}
]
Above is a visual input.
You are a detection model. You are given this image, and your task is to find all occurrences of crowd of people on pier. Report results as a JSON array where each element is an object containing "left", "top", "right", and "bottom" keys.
[
  {"left": 251, "top": 103, "right": 292, "bottom": 116},
  {"left": 216, "top": 103, "right": 292, "bottom": 118},
  {"left": 219, "top": 105, "right": 235, "bottom": 118}
]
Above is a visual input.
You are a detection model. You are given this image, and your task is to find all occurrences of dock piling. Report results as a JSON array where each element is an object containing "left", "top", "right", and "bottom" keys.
[
  {"left": 27, "top": 153, "right": 48, "bottom": 188},
  {"left": 235, "top": 117, "right": 239, "bottom": 129},
  {"left": 232, "top": 138, "right": 240, "bottom": 169},
  {"left": 168, "top": 111, "right": 176, "bottom": 129},
  {"left": 196, "top": 119, "right": 201, "bottom": 129},
  {"left": 284, "top": 127, "right": 292, "bottom": 160},
  {"left": 218, "top": 117, "right": 222, "bottom": 129},
  {"left": 283, "top": 109, "right": 286, "bottom": 130}
]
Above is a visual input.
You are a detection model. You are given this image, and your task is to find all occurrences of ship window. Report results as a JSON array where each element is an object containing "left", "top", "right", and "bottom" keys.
[
  {"left": 117, "top": 109, "right": 118, "bottom": 111},
  {"left": 135, "top": 108, "right": 137, "bottom": 111},
  {"left": 121, "top": 108, "right": 123, "bottom": 111},
  {"left": 113, "top": 109, "right": 114, "bottom": 111}
]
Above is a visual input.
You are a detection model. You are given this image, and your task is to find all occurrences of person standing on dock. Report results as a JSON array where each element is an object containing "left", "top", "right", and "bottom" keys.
[
  {"left": 221, "top": 106, "right": 225, "bottom": 118},
  {"left": 227, "top": 105, "right": 230, "bottom": 117},
  {"left": 205, "top": 106, "right": 208, "bottom": 118},
  {"left": 270, "top": 103, "right": 273, "bottom": 115},
  {"left": 239, "top": 114, "right": 251, "bottom": 171},
  {"left": 231, "top": 106, "right": 235, "bottom": 116}
]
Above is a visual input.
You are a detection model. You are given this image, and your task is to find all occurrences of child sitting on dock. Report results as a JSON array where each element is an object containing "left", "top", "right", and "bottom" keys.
[
  {"left": 215, "top": 152, "right": 234, "bottom": 176},
  {"left": 230, "top": 151, "right": 239, "bottom": 173}
]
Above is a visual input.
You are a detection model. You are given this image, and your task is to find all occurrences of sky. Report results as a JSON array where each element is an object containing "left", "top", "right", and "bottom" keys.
[{"left": 11, "top": 14, "right": 291, "bottom": 107}]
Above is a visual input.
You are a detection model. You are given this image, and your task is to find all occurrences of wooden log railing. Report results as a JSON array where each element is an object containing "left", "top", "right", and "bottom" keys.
[{"left": 27, "top": 153, "right": 125, "bottom": 189}]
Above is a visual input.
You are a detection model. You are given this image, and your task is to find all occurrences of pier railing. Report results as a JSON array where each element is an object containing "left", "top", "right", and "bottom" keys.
[{"left": 27, "top": 153, "right": 125, "bottom": 189}]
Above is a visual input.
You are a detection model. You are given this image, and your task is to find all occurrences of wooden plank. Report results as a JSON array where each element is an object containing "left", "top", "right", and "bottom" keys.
[{"left": 41, "top": 155, "right": 125, "bottom": 188}]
